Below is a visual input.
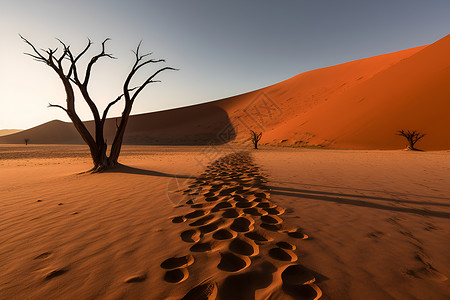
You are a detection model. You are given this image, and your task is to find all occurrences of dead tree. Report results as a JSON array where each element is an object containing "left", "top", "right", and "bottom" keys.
[
  {"left": 24, "top": 138, "right": 30, "bottom": 145},
  {"left": 21, "top": 35, "right": 177, "bottom": 172},
  {"left": 396, "top": 130, "right": 426, "bottom": 151},
  {"left": 250, "top": 130, "right": 262, "bottom": 149}
]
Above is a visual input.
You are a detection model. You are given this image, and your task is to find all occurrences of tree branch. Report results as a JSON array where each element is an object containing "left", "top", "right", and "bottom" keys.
[
  {"left": 130, "top": 66, "right": 178, "bottom": 102},
  {"left": 101, "top": 94, "right": 124, "bottom": 124},
  {"left": 66, "top": 38, "right": 92, "bottom": 82},
  {"left": 19, "top": 34, "right": 47, "bottom": 63},
  {"left": 55, "top": 38, "right": 69, "bottom": 66},
  {"left": 83, "top": 38, "right": 115, "bottom": 87},
  {"left": 48, "top": 102, "right": 68, "bottom": 112},
  {"left": 21, "top": 35, "right": 98, "bottom": 155}
]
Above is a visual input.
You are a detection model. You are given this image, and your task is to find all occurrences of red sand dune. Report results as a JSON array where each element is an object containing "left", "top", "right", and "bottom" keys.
[{"left": 1, "top": 34, "right": 449, "bottom": 149}]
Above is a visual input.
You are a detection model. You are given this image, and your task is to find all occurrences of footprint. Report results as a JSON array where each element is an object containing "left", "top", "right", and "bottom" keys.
[
  {"left": 288, "top": 231, "right": 309, "bottom": 239},
  {"left": 263, "top": 207, "right": 285, "bottom": 215},
  {"left": 367, "top": 231, "right": 384, "bottom": 239},
  {"left": 232, "top": 195, "right": 246, "bottom": 202},
  {"left": 180, "top": 229, "right": 201, "bottom": 243},
  {"left": 161, "top": 255, "right": 194, "bottom": 270},
  {"left": 45, "top": 267, "right": 68, "bottom": 280},
  {"left": 205, "top": 196, "right": 219, "bottom": 202},
  {"left": 229, "top": 238, "right": 259, "bottom": 256},
  {"left": 164, "top": 268, "right": 189, "bottom": 283},
  {"left": 222, "top": 208, "right": 242, "bottom": 219},
  {"left": 244, "top": 231, "right": 273, "bottom": 245},
  {"left": 253, "top": 197, "right": 265, "bottom": 203},
  {"left": 261, "top": 215, "right": 283, "bottom": 225},
  {"left": 260, "top": 223, "right": 282, "bottom": 232},
  {"left": 243, "top": 207, "right": 268, "bottom": 217},
  {"left": 413, "top": 251, "right": 449, "bottom": 282},
  {"left": 230, "top": 216, "right": 254, "bottom": 233},
  {"left": 211, "top": 201, "right": 234, "bottom": 212},
  {"left": 190, "top": 242, "right": 212, "bottom": 252},
  {"left": 254, "top": 192, "right": 268, "bottom": 199},
  {"left": 269, "top": 247, "right": 298, "bottom": 262},
  {"left": 256, "top": 202, "right": 275, "bottom": 209},
  {"left": 219, "top": 262, "right": 276, "bottom": 299},
  {"left": 172, "top": 216, "right": 186, "bottom": 223},
  {"left": 281, "top": 264, "right": 315, "bottom": 286},
  {"left": 212, "top": 228, "right": 238, "bottom": 240},
  {"left": 219, "top": 187, "right": 237, "bottom": 195},
  {"left": 199, "top": 220, "right": 221, "bottom": 234},
  {"left": 181, "top": 280, "right": 218, "bottom": 300},
  {"left": 235, "top": 201, "right": 257, "bottom": 208},
  {"left": 217, "top": 252, "right": 251, "bottom": 272},
  {"left": 34, "top": 252, "right": 51, "bottom": 260},
  {"left": 185, "top": 209, "right": 209, "bottom": 219},
  {"left": 189, "top": 215, "right": 215, "bottom": 227},
  {"left": 124, "top": 273, "right": 147, "bottom": 283},
  {"left": 276, "top": 241, "right": 296, "bottom": 250},
  {"left": 191, "top": 203, "right": 205, "bottom": 208},
  {"left": 281, "top": 283, "right": 322, "bottom": 300}
]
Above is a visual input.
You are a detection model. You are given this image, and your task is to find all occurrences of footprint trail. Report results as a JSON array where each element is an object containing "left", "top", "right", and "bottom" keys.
[{"left": 161, "top": 152, "right": 322, "bottom": 299}]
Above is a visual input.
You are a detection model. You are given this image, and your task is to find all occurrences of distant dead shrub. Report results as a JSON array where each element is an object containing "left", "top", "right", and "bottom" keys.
[
  {"left": 250, "top": 130, "right": 262, "bottom": 149},
  {"left": 396, "top": 129, "right": 426, "bottom": 151}
]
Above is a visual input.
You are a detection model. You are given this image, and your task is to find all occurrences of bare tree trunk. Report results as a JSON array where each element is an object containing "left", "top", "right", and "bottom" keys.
[{"left": 109, "top": 103, "right": 132, "bottom": 166}]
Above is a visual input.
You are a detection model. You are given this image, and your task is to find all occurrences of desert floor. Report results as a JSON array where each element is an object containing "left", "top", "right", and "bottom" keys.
[{"left": 0, "top": 145, "right": 449, "bottom": 299}]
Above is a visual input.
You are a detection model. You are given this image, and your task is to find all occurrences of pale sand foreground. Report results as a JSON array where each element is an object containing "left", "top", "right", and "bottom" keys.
[
  {"left": 254, "top": 148, "right": 450, "bottom": 299},
  {"left": 0, "top": 145, "right": 449, "bottom": 299}
]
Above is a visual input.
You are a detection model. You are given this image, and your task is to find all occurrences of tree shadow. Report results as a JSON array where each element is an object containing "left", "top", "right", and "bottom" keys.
[
  {"left": 269, "top": 186, "right": 450, "bottom": 219},
  {"left": 104, "top": 163, "right": 194, "bottom": 179},
  {"left": 269, "top": 181, "right": 450, "bottom": 201},
  {"left": 268, "top": 186, "right": 450, "bottom": 208}
]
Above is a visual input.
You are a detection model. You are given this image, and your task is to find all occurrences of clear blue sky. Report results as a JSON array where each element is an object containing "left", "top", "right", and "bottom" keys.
[{"left": 0, "top": 0, "right": 449, "bottom": 129}]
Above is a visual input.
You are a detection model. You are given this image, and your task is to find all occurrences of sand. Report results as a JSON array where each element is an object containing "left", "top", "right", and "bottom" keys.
[
  {"left": 254, "top": 148, "right": 450, "bottom": 299},
  {"left": 1, "top": 144, "right": 449, "bottom": 299}
]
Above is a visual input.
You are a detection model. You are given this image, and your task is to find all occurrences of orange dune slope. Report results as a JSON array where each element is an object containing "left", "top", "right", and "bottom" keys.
[
  {"left": 1, "top": 34, "right": 448, "bottom": 149},
  {"left": 265, "top": 34, "right": 450, "bottom": 150}
]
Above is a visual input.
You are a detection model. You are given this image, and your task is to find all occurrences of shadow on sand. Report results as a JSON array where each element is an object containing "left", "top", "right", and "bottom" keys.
[
  {"left": 103, "top": 164, "right": 194, "bottom": 179},
  {"left": 269, "top": 186, "right": 450, "bottom": 219},
  {"left": 270, "top": 181, "right": 450, "bottom": 201}
]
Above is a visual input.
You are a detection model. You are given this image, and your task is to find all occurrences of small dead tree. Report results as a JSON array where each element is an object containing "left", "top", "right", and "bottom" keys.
[
  {"left": 21, "top": 35, "right": 177, "bottom": 172},
  {"left": 250, "top": 130, "right": 262, "bottom": 149},
  {"left": 24, "top": 138, "right": 30, "bottom": 145},
  {"left": 396, "top": 130, "right": 426, "bottom": 151}
]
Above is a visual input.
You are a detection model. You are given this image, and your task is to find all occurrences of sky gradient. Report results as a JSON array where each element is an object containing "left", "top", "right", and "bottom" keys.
[{"left": 1, "top": 0, "right": 449, "bottom": 129}]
